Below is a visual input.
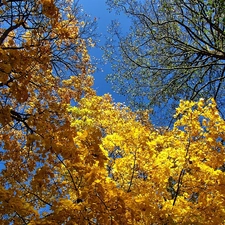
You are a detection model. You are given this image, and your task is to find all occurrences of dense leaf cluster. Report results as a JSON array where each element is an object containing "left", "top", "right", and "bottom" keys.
[{"left": 1, "top": 0, "right": 225, "bottom": 224}]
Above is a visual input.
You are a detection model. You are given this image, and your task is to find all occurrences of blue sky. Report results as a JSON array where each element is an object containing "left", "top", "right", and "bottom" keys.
[
  {"left": 79, "top": 0, "right": 127, "bottom": 103},
  {"left": 78, "top": 1, "right": 174, "bottom": 127},
  {"left": 78, "top": 1, "right": 173, "bottom": 126}
]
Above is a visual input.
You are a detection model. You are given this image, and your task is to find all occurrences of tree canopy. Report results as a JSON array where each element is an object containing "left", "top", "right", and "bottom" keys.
[
  {"left": 0, "top": 0, "right": 96, "bottom": 131},
  {"left": 1, "top": 0, "right": 225, "bottom": 224},
  {"left": 0, "top": 0, "right": 95, "bottom": 221},
  {"left": 104, "top": 0, "right": 225, "bottom": 119}
]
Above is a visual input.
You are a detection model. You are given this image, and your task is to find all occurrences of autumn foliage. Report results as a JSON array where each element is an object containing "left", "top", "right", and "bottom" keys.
[{"left": 1, "top": 0, "right": 225, "bottom": 224}]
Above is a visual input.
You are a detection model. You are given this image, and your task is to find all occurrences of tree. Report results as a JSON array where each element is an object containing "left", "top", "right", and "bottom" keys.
[
  {"left": 104, "top": 0, "right": 225, "bottom": 120},
  {"left": 67, "top": 96, "right": 225, "bottom": 225},
  {"left": 3, "top": 88, "right": 225, "bottom": 223},
  {"left": 1, "top": 0, "right": 225, "bottom": 224},
  {"left": 0, "top": 0, "right": 95, "bottom": 223},
  {"left": 0, "top": 0, "right": 97, "bottom": 129}
]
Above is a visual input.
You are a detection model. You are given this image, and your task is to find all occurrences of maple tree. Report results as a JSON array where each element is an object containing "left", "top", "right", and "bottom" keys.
[
  {"left": 66, "top": 96, "right": 225, "bottom": 225},
  {"left": 0, "top": 0, "right": 95, "bottom": 223},
  {"left": 1, "top": 0, "right": 225, "bottom": 224}
]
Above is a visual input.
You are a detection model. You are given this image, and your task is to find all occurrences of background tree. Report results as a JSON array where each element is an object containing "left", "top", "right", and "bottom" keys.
[{"left": 104, "top": 0, "right": 225, "bottom": 124}]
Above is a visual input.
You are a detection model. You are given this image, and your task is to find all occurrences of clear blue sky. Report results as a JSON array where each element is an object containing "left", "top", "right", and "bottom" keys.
[{"left": 79, "top": 0, "right": 127, "bottom": 103}]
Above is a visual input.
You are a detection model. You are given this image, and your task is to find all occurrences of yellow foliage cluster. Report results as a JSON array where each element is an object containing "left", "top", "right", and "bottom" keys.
[
  {"left": 0, "top": 0, "right": 94, "bottom": 222},
  {"left": 66, "top": 95, "right": 225, "bottom": 225},
  {"left": 1, "top": 0, "right": 225, "bottom": 224},
  {"left": 2, "top": 90, "right": 225, "bottom": 224}
]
